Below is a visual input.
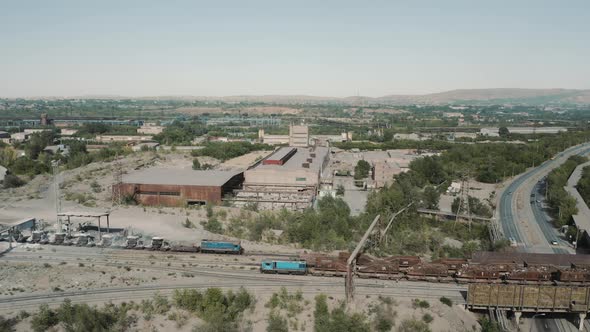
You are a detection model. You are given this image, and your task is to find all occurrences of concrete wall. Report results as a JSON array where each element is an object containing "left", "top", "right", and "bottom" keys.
[{"left": 244, "top": 168, "right": 320, "bottom": 187}]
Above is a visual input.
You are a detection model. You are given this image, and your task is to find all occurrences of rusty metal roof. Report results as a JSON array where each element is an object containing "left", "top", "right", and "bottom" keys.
[
  {"left": 123, "top": 168, "right": 243, "bottom": 187},
  {"left": 471, "top": 251, "right": 590, "bottom": 268}
]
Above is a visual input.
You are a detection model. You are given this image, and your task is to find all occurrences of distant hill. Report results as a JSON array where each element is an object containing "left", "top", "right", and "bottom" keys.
[
  {"left": 15, "top": 88, "right": 590, "bottom": 105},
  {"left": 374, "top": 89, "right": 590, "bottom": 105}
]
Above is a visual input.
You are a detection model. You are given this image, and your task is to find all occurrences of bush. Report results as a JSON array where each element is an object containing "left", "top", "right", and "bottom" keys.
[
  {"left": 173, "top": 287, "right": 254, "bottom": 329},
  {"left": 192, "top": 158, "right": 201, "bottom": 170},
  {"left": 422, "top": 313, "right": 434, "bottom": 323},
  {"left": 412, "top": 299, "right": 430, "bottom": 309},
  {"left": 30, "top": 304, "right": 59, "bottom": 332},
  {"left": 313, "top": 294, "right": 370, "bottom": 332},
  {"left": 183, "top": 218, "right": 195, "bottom": 229},
  {"left": 479, "top": 316, "right": 503, "bottom": 332},
  {"left": 398, "top": 319, "right": 431, "bottom": 332},
  {"left": 3, "top": 174, "right": 25, "bottom": 188},
  {"left": 266, "top": 311, "right": 288, "bottom": 332},
  {"left": 204, "top": 217, "right": 223, "bottom": 234},
  {"left": 0, "top": 315, "right": 18, "bottom": 332},
  {"left": 439, "top": 297, "right": 452, "bottom": 307}
]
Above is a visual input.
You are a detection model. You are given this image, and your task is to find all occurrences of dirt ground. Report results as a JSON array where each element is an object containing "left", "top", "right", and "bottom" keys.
[
  {"left": 439, "top": 179, "right": 497, "bottom": 214},
  {"left": 0, "top": 243, "right": 480, "bottom": 332}
]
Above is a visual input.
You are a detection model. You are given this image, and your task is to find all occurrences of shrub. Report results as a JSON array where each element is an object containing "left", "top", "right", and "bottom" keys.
[
  {"left": 3, "top": 174, "right": 25, "bottom": 188},
  {"left": 266, "top": 311, "right": 288, "bottom": 332},
  {"left": 412, "top": 299, "right": 430, "bottom": 309},
  {"left": 182, "top": 218, "right": 195, "bottom": 229},
  {"left": 398, "top": 319, "right": 431, "bottom": 332},
  {"left": 30, "top": 304, "right": 58, "bottom": 332},
  {"left": 173, "top": 287, "right": 254, "bottom": 329},
  {"left": 439, "top": 297, "right": 452, "bottom": 307},
  {"left": 422, "top": 313, "right": 434, "bottom": 324},
  {"left": 192, "top": 158, "right": 201, "bottom": 170},
  {"left": 205, "top": 217, "right": 223, "bottom": 234}
]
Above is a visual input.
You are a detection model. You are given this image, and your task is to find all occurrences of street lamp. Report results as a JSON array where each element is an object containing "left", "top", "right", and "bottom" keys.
[{"left": 530, "top": 313, "right": 546, "bottom": 332}]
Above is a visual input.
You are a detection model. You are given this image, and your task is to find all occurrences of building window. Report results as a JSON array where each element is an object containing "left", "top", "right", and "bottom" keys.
[
  {"left": 159, "top": 191, "right": 180, "bottom": 196},
  {"left": 139, "top": 191, "right": 158, "bottom": 195},
  {"left": 296, "top": 177, "right": 306, "bottom": 181}
]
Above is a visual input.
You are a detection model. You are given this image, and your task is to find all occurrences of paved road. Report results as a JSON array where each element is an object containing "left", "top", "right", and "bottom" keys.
[
  {"left": 498, "top": 142, "right": 590, "bottom": 253},
  {"left": 498, "top": 143, "right": 590, "bottom": 331}
]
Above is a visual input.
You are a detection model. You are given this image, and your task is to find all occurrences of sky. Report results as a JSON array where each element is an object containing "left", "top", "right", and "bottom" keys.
[{"left": 1, "top": 0, "right": 589, "bottom": 97}]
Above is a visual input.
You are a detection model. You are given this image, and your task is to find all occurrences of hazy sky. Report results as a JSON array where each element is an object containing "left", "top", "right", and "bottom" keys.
[{"left": 1, "top": 0, "right": 589, "bottom": 97}]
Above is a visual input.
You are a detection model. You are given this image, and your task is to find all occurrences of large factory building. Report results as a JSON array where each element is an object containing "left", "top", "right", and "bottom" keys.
[
  {"left": 115, "top": 168, "right": 243, "bottom": 207},
  {"left": 233, "top": 146, "right": 330, "bottom": 211}
]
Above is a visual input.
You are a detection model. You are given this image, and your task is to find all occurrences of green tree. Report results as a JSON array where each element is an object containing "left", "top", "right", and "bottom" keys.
[
  {"left": 422, "top": 186, "right": 440, "bottom": 209},
  {"left": 335, "top": 184, "right": 345, "bottom": 196},
  {"left": 30, "top": 304, "right": 59, "bottom": 332},
  {"left": 354, "top": 160, "right": 371, "bottom": 180},
  {"left": 313, "top": 295, "right": 330, "bottom": 332},
  {"left": 498, "top": 127, "right": 509, "bottom": 137}
]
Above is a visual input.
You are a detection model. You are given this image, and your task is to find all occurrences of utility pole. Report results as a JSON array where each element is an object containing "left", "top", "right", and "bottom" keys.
[{"left": 455, "top": 172, "right": 472, "bottom": 231}]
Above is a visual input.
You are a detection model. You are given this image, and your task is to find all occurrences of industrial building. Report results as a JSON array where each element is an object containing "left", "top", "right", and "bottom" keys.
[
  {"left": 289, "top": 125, "right": 309, "bottom": 147},
  {"left": 259, "top": 125, "right": 350, "bottom": 147},
  {"left": 232, "top": 146, "right": 330, "bottom": 211},
  {"left": 258, "top": 124, "right": 309, "bottom": 147},
  {"left": 114, "top": 168, "right": 244, "bottom": 207},
  {"left": 137, "top": 123, "right": 164, "bottom": 135},
  {"left": 480, "top": 127, "right": 567, "bottom": 136}
]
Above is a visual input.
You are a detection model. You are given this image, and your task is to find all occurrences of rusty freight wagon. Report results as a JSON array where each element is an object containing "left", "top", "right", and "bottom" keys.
[{"left": 467, "top": 283, "right": 590, "bottom": 312}]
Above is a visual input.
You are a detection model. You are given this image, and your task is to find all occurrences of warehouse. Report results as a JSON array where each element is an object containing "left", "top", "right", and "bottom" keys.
[
  {"left": 232, "top": 146, "right": 330, "bottom": 210},
  {"left": 114, "top": 168, "right": 244, "bottom": 207}
]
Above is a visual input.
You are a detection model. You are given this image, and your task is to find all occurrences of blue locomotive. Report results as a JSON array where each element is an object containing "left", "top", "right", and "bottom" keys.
[
  {"left": 200, "top": 240, "right": 243, "bottom": 254},
  {"left": 260, "top": 260, "right": 307, "bottom": 275}
]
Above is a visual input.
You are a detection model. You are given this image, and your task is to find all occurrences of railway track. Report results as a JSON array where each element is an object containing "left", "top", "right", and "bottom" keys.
[{"left": 0, "top": 280, "right": 466, "bottom": 312}]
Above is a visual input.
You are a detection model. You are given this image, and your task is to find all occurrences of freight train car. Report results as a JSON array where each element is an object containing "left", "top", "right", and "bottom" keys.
[
  {"left": 261, "top": 260, "right": 307, "bottom": 275},
  {"left": 200, "top": 240, "right": 243, "bottom": 254}
]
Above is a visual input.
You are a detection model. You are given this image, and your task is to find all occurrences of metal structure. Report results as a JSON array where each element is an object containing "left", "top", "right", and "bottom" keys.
[
  {"left": 380, "top": 203, "right": 414, "bottom": 243},
  {"left": 416, "top": 208, "right": 491, "bottom": 222},
  {"left": 345, "top": 214, "right": 380, "bottom": 303},
  {"left": 52, "top": 161, "right": 63, "bottom": 233},
  {"left": 57, "top": 212, "right": 110, "bottom": 240},
  {"left": 467, "top": 283, "right": 590, "bottom": 330},
  {"left": 454, "top": 174, "right": 472, "bottom": 230},
  {"left": 111, "top": 157, "right": 123, "bottom": 209}
]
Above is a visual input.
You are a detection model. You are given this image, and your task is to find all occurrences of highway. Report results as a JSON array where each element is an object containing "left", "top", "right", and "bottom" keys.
[
  {"left": 499, "top": 142, "right": 590, "bottom": 252},
  {"left": 498, "top": 142, "right": 590, "bottom": 331}
]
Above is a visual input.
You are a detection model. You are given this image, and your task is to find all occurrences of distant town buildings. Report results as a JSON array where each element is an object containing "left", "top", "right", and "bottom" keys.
[
  {"left": 95, "top": 135, "right": 153, "bottom": 143},
  {"left": 60, "top": 129, "right": 78, "bottom": 136},
  {"left": 0, "top": 131, "right": 11, "bottom": 144},
  {"left": 137, "top": 123, "right": 164, "bottom": 135}
]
